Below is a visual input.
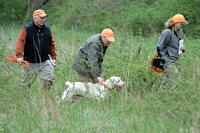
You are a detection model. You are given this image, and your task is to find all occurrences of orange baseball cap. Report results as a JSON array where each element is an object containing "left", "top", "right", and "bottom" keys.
[
  {"left": 33, "top": 9, "right": 47, "bottom": 17},
  {"left": 172, "top": 14, "right": 188, "bottom": 25},
  {"left": 101, "top": 28, "right": 115, "bottom": 42}
]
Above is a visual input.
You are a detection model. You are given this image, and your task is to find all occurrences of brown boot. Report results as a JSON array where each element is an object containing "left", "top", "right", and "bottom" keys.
[{"left": 42, "top": 80, "right": 52, "bottom": 90}]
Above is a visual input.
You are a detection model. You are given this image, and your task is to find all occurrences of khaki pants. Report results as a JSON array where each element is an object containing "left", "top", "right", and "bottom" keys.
[
  {"left": 21, "top": 60, "right": 55, "bottom": 90},
  {"left": 78, "top": 73, "right": 103, "bottom": 83},
  {"left": 160, "top": 63, "right": 179, "bottom": 89}
]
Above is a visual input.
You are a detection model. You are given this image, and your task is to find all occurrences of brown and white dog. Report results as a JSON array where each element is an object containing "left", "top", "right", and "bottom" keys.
[{"left": 61, "top": 76, "right": 125, "bottom": 102}]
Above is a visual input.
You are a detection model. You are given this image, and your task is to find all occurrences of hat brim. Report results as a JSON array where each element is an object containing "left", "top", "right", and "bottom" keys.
[
  {"left": 39, "top": 13, "right": 47, "bottom": 17},
  {"left": 107, "top": 37, "right": 115, "bottom": 42}
]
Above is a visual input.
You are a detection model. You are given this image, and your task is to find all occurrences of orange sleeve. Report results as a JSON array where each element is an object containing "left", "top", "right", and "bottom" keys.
[
  {"left": 15, "top": 28, "right": 27, "bottom": 58},
  {"left": 50, "top": 31, "right": 57, "bottom": 59}
]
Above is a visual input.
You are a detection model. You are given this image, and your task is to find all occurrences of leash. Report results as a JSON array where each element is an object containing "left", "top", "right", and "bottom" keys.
[
  {"left": 100, "top": 81, "right": 106, "bottom": 86},
  {"left": 4, "top": 54, "right": 29, "bottom": 75}
]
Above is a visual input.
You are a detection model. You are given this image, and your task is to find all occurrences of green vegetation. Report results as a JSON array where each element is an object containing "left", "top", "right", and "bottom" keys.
[
  {"left": 1, "top": 0, "right": 200, "bottom": 37},
  {"left": 0, "top": 0, "right": 200, "bottom": 132},
  {"left": 0, "top": 24, "right": 200, "bottom": 132}
]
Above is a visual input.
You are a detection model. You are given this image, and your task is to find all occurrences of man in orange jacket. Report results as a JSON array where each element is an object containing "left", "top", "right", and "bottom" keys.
[{"left": 15, "top": 9, "right": 57, "bottom": 90}]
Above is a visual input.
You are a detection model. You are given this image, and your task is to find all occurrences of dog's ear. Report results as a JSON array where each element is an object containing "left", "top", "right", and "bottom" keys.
[
  {"left": 106, "top": 79, "right": 115, "bottom": 89},
  {"left": 112, "top": 77, "right": 120, "bottom": 84},
  {"left": 105, "top": 84, "right": 112, "bottom": 90}
]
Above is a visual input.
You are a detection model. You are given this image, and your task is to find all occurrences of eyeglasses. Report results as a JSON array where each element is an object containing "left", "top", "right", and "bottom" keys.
[
  {"left": 40, "top": 17, "right": 46, "bottom": 20},
  {"left": 38, "top": 16, "right": 46, "bottom": 21},
  {"left": 180, "top": 22, "right": 185, "bottom": 26}
]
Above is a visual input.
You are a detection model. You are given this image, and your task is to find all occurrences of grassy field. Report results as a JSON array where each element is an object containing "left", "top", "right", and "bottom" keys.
[{"left": 0, "top": 25, "right": 200, "bottom": 133}]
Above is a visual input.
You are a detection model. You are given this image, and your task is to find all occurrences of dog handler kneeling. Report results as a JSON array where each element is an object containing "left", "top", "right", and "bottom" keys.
[
  {"left": 15, "top": 9, "right": 57, "bottom": 90},
  {"left": 72, "top": 28, "right": 115, "bottom": 83}
]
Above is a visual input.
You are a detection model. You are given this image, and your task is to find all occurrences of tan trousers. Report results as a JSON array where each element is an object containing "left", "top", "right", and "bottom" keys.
[
  {"left": 21, "top": 60, "right": 55, "bottom": 89},
  {"left": 160, "top": 63, "right": 179, "bottom": 89}
]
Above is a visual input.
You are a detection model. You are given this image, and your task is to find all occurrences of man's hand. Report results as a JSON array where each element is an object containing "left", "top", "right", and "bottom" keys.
[
  {"left": 180, "top": 45, "right": 185, "bottom": 51},
  {"left": 52, "top": 59, "right": 57, "bottom": 67},
  {"left": 97, "top": 77, "right": 104, "bottom": 83},
  {"left": 17, "top": 58, "right": 23, "bottom": 64}
]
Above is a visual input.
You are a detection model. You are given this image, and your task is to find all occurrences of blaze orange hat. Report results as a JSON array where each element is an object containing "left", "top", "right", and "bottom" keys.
[
  {"left": 33, "top": 9, "right": 47, "bottom": 17},
  {"left": 101, "top": 28, "right": 115, "bottom": 42},
  {"left": 172, "top": 14, "right": 188, "bottom": 25}
]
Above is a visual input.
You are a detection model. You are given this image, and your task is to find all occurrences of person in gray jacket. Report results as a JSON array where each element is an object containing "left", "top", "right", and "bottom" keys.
[
  {"left": 157, "top": 14, "right": 188, "bottom": 89},
  {"left": 72, "top": 28, "right": 115, "bottom": 83}
]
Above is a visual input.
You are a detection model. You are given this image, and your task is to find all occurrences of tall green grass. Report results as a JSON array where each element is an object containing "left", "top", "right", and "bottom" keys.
[{"left": 0, "top": 25, "right": 200, "bottom": 132}]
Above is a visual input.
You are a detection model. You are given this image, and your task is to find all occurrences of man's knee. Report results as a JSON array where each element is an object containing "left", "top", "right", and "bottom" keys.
[{"left": 78, "top": 74, "right": 89, "bottom": 82}]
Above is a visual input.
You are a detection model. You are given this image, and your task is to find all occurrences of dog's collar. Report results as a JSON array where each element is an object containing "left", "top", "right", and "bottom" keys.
[
  {"left": 100, "top": 82, "right": 112, "bottom": 90},
  {"left": 100, "top": 81, "right": 106, "bottom": 86}
]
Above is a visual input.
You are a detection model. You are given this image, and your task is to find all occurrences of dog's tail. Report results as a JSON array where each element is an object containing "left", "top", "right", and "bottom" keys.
[{"left": 65, "top": 81, "right": 72, "bottom": 86}]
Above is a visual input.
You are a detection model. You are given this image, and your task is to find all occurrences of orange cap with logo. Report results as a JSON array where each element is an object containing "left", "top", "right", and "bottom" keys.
[
  {"left": 33, "top": 9, "right": 47, "bottom": 17},
  {"left": 172, "top": 14, "right": 188, "bottom": 25},
  {"left": 101, "top": 28, "right": 115, "bottom": 42}
]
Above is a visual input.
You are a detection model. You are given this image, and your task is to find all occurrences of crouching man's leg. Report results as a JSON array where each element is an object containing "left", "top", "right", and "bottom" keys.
[{"left": 42, "top": 80, "right": 53, "bottom": 90}]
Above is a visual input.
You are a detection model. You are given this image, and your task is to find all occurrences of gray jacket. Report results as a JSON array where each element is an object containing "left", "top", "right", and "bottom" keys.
[
  {"left": 72, "top": 34, "right": 108, "bottom": 78},
  {"left": 157, "top": 28, "right": 184, "bottom": 63}
]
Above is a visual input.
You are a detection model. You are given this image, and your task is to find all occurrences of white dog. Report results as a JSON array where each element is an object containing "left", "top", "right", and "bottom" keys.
[{"left": 61, "top": 76, "right": 125, "bottom": 102}]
